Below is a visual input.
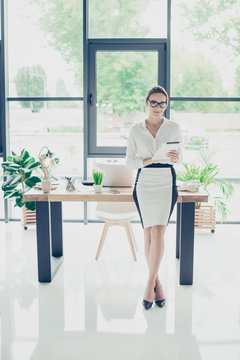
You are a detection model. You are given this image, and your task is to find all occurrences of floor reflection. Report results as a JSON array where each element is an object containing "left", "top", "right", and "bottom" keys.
[
  {"left": 30, "top": 264, "right": 201, "bottom": 360},
  {"left": 1, "top": 223, "right": 240, "bottom": 360}
]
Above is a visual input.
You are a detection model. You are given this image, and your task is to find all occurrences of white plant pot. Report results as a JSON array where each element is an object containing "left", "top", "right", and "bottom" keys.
[
  {"left": 93, "top": 184, "right": 102, "bottom": 193},
  {"left": 42, "top": 178, "right": 51, "bottom": 194}
]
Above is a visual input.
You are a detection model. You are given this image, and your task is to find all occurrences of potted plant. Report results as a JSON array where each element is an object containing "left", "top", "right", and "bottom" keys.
[
  {"left": 1, "top": 149, "right": 42, "bottom": 211},
  {"left": 92, "top": 168, "right": 104, "bottom": 193},
  {"left": 177, "top": 150, "right": 234, "bottom": 229},
  {"left": 1, "top": 148, "right": 59, "bottom": 229}
]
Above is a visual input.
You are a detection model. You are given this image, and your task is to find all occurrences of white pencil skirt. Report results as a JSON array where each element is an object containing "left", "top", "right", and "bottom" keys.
[{"left": 133, "top": 163, "right": 178, "bottom": 228}]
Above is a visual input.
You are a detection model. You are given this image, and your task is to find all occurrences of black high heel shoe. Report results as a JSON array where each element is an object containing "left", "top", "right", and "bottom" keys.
[
  {"left": 154, "top": 286, "right": 166, "bottom": 308},
  {"left": 142, "top": 299, "right": 153, "bottom": 310},
  {"left": 142, "top": 284, "right": 154, "bottom": 310},
  {"left": 155, "top": 299, "right": 166, "bottom": 308}
]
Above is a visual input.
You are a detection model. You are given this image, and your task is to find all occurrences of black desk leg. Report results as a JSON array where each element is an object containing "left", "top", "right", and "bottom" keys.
[
  {"left": 36, "top": 201, "right": 52, "bottom": 282},
  {"left": 176, "top": 203, "right": 181, "bottom": 259},
  {"left": 179, "top": 202, "right": 195, "bottom": 285},
  {"left": 50, "top": 202, "right": 63, "bottom": 257}
]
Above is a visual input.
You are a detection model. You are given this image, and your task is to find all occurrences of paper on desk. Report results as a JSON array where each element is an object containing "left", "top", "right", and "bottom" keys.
[{"left": 152, "top": 143, "right": 181, "bottom": 161}]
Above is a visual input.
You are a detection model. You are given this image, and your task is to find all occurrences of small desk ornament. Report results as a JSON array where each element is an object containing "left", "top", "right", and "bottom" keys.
[{"left": 65, "top": 177, "right": 76, "bottom": 191}]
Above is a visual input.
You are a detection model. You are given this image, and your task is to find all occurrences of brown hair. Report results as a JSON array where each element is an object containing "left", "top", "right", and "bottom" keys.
[{"left": 145, "top": 85, "right": 169, "bottom": 104}]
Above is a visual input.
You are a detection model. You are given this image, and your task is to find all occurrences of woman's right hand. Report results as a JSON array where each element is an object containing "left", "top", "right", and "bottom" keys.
[{"left": 143, "top": 158, "right": 157, "bottom": 167}]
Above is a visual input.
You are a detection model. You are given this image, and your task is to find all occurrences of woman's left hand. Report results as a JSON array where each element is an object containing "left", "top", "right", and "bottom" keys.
[{"left": 167, "top": 150, "right": 179, "bottom": 163}]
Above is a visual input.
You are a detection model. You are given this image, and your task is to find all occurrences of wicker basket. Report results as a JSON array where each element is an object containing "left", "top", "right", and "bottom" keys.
[
  {"left": 22, "top": 206, "right": 36, "bottom": 230},
  {"left": 195, "top": 204, "right": 216, "bottom": 232}
]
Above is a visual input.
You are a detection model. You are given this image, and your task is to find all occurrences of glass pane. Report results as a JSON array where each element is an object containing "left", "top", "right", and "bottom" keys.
[
  {"left": 9, "top": 101, "right": 83, "bottom": 178},
  {"left": 8, "top": 0, "right": 83, "bottom": 97},
  {"left": 96, "top": 51, "right": 158, "bottom": 146},
  {"left": 171, "top": 101, "right": 240, "bottom": 222},
  {"left": 89, "top": 0, "right": 167, "bottom": 38},
  {"left": 0, "top": 158, "right": 4, "bottom": 220},
  {"left": 170, "top": 101, "right": 240, "bottom": 178},
  {"left": 171, "top": 0, "right": 240, "bottom": 97}
]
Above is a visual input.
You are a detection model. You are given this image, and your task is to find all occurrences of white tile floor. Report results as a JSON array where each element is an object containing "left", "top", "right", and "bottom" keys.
[{"left": 0, "top": 221, "right": 240, "bottom": 360}]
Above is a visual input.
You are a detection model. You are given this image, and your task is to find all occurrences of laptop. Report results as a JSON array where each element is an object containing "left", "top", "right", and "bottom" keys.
[{"left": 94, "top": 162, "right": 133, "bottom": 187}]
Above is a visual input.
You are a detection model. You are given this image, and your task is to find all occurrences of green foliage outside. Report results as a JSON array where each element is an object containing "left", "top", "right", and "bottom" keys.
[
  {"left": 28, "top": 0, "right": 239, "bottom": 115},
  {"left": 181, "top": 0, "right": 240, "bottom": 111},
  {"left": 96, "top": 52, "right": 157, "bottom": 115},
  {"left": 233, "top": 66, "right": 240, "bottom": 112},
  {"left": 181, "top": 0, "right": 239, "bottom": 57},
  {"left": 14, "top": 64, "right": 47, "bottom": 112},
  {"left": 52, "top": 78, "right": 79, "bottom": 108},
  {"left": 170, "top": 46, "right": 233, "bottom": 113}
]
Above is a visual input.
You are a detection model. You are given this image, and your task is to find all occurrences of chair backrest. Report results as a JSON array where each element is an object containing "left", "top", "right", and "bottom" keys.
[
  {"left": 94, "top": 162, "right": 133, "bottom": 187},
  {"left": 96, "top": 201, "right": 137, "bottom": 214}
]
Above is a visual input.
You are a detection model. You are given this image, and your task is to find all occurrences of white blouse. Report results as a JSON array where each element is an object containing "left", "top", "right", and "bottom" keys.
[{"left": 125, "top": 118, "right": 182, "bottom": 169}]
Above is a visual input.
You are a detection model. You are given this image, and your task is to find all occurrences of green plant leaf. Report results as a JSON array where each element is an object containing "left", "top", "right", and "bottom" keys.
[
  {"left": 8, "top": 190, "right": 21, "bottom": 199},
  {"left": 176, "top": 149, "right": 233, "bottom": 222},
  {"left": 15, "top": 196, "right": 24, "bottom": 208},
  {"left": 1, "top": 162, "right": 21, "bottom": 170},
  {"left": 19, "top": 167, "right": 33, "bottom": 173},
  {"left": 2, "top": 175, "right": 16, "bottom": 186},
  {"left": 3, "top": 191, "right": 13, "bottom": 198},
  {"left": 25, "top": 201, "right": 36, "bottom": 211},
  {"left": 213, "top": 196, "right": 229, "bottom": 223},
  {"left": 28, "top": 176, "right": 41, "bottom": 183},
  {"left": 92, "top": 169, "right": 104, "bottom": 185},
  {"left": 22, "top": 150, "right": 30, "bottom": 162},
  {"left": 25, "top": 176, "right": 41, "bottom": 187},
  {"left": 8, "top": 175, "right": 22, "bottom": 187},
  {"left": 27, "top": 161, "right": 41, "bottom": 170},
  {"left": 2, "top": 174, "right": 21, "bottom": 190},
  {"left": 25, "top": 171, "right": 33, "bottom": 179},
  {"left": 11, "top": 151, "right": 16, "bottom": 156},
  {"left": 20, "top": 149, "right": 26, "bottom": 158},
  {"left": 2, "top": 184, "right": 19, "bottom": 192},
  {"left": 3, "top": 174, "right": 22, "bottom": 187},
  {"left": 13, "top": 157, "right": 22, "bottom": 164},
  {"left": 24, "top": 157, "right": 35, "bottom": 167}
]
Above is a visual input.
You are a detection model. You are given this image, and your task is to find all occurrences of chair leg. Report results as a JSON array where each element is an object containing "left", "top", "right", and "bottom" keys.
[
  {"left": 123, "top": 222, "right": 137, "bottom": 261},
  {"left": 127, "top": 221, "right": 138, "bottom": 251},
  {"left": 95, "top": 222, "right": 109, "bottom": 260}
]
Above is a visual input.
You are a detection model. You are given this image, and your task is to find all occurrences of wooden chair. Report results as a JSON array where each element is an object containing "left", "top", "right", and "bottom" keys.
[{"left": 95, "top": 201, "right": 138, "bottom": 261}]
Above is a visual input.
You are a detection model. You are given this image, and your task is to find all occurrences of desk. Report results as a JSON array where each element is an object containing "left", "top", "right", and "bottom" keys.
[{"left": 23, "top": 188, "right": 208, "bottom": 284}]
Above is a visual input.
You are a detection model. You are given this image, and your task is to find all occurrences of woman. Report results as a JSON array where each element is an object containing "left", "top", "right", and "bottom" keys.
[{"left": 125, "top": 85, "right": 182, "bottom": 310}]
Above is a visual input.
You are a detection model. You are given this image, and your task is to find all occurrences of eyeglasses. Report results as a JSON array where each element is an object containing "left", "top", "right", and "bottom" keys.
[{"left": 147, "top": 100, "right": 168, "bottom": 109}]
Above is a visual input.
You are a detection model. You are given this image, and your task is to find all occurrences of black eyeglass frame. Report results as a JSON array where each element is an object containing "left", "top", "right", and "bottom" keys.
[{"left": 147, "top": 100, "right": 168, "bottom": 109}]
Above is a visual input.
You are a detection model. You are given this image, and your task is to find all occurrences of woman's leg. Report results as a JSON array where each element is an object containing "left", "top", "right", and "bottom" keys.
[
  {"left": 144, "top": 227, "right": 161, "bottom": 288},
  {"left": 143, "top": 227, "right": 151, "bottom": 264},
  {"left": 143, "top": 225, "right": 166, "bottom": 301}
]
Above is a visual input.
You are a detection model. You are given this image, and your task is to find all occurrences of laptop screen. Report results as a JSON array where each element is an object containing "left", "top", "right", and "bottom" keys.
[{"left": 94, "top": 163, "right": 133, "bottom": 187}]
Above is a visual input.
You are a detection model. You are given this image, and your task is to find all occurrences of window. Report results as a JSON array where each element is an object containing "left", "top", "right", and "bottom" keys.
[
  {"left": 88, "top": 41, "right": 166, "bottom": 155},
  {"left": 89, "top": 0, "right": 167, "bottom": 38},
  {"left": 171, "top": 102, "right": 240, "bottom": 178},
  {"left": 8, "top": 0, "right": 83, "bottom": 97},
  {"left": 9, "top": 101, "right": 83, "bottom": 177},
  {"left": 171, "top": 0, "right": 240, "bottom": 97}
]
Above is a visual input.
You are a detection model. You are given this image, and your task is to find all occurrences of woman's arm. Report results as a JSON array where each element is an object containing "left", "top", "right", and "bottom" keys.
[
  {"left": 143, "top": 158, "right": 155, "bottom": 167},
  {"left": 125, "top": 129, "right": 144, "bottom": 169},
  {"left": 125, "top": 127, "right": 157, "bottom": 169}
]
